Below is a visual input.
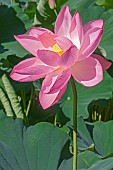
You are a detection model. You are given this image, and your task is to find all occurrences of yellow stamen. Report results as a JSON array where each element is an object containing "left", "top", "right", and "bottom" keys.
[{"left": 52, "top": 43, "right": 64, "bottom": 56}]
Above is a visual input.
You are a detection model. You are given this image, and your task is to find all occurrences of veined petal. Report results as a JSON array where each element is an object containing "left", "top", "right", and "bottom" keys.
[
  {"left": 55, "top": 36, "right": 73, "bottom": 52},
  {"left": 39, "top": 85, "right": 67, "bottom": 109},
  {"left": 58, "top": 46, "right": 78, "bottom": 68},
  {"left": 14, "top": 35, "right": 45, "bottom": 57},
  {"left": 83, "top": 19, "right": 103, "bottom": 34},
  {"left": 10, "top": 57, "right": 56, "bottom": 82},
  {"left": 70, "top": 11, "right": 83, "bottom": 49},
  {"left": 39, "top": 68, "right": 71, "bottom": 109},
  {"left": 38, "top": 32, "right": 57, "bottom": 48},
  {"left": 79, "top": 27, "right": 103, "bottom": 60},
  {"left": 37, "top": 50, "right": 59, "bottom": 66},
  {"left": 71, "top": 57, "right": 103, "bottom": 87},
  {"left": 41, "top": 68, "right": 71, "bottom": 94},
  {"left": 28, "top": 27, "right": 50, "bottom": 37},
  {"left": 54, "top": 5, "right": 72, "bottom": 38},
  {"left": 92, "top": 54, "right": 112, "bottom": 70}
]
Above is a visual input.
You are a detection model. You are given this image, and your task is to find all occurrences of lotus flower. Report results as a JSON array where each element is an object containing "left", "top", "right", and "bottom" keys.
[{"left": 10, "top": 6, "right": 111, "bottom": 109}]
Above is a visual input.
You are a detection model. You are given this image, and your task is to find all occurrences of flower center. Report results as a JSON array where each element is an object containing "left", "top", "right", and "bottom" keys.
[{"left": 52, "top": 43, "right": 64, "bottom": 56}]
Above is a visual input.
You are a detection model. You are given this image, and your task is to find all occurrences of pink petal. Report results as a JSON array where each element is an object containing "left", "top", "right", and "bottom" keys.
[
  {"left": 14, "top": 35, "right": 45, "bottom": 57},
  {"left": 39, "top": 68, "right": 71, "bottom": 109},
  {"left": 71, "top": 57, "right": 103, "bottom": 87},
  {"left": 37, "top": 50, "right": 59, "bottom": 66},
  {"left": 39, "top": 85, "right": 67, "bottom": 109},
  {"left": 10, "top": 57, "right": 56, "bottom": 82},
  {"left": 92, "top": 54, "right": 112, "bottom": 70},
  {"left": 70, "top": 11, "right": 83, "bottom": 49},
  {"left": 55, "top": 36, "right": 73, "bottom": 52},
  {"left": 58, "top": 45, "right": 78, "bottom": 68},
  {"left": 41, "top": 68, "right": 71, "bottom": 94},
  {"left": 38, "top": 32, "right": 57, "bottom": 48},
  {"left": 83, "top": 20, "right": 103, "bottom": 34},
  {"left": 54, "top": 5, "right": 72, "bottom": 38},
  {"left": 28, "top": 27, "right": 50, "bottom": 37},
  {"left": 79, "top": 27, "right": 103, "bottom": 60},
  {"left": 48, "top": 0, "right": 56, "bottom": 9}
]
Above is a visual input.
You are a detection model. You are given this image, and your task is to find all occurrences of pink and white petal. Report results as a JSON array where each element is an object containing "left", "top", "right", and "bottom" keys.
[
  {"left": 10, "top": 57, "right": 56, "bottom": 82},
  {"left": 58, "top": 46, "right": 78, "bottom": 68},
  {"left": 39, "top": 84, "right": 67, "bottom": 109},
  {"left": 79, "top": 27, "right": 103, "bottom": 60},
  {"left": 10, "top": 72, "right": 42, "bottom": 82},
  {"left": 28, "top": 27, "right": 50, "bottom": 37},
  {"left": 71, "top": 57, "right": 103, "bottom": 87},
  {"left": 54, "top": 5, "right": 72, "bottom": 38},
  {"left": 38, "top": 32, "right": 57, "bottom": 48},
  {"left": 14, "top": 35, "right": 45, "bottom": 57},
  {"left": 83, "top": 19, "right": 103, "bottom": 34},
  {"left": 48, "top": 0, "right": 56, "bottom": 9},
  {"left": 55, "top": 36, "right": 73, "bottom": 52},
  {"left": 70, "top": 11, "right": 83, "bottom": 49},
  {"left": 41, "top": 68, "right": 71, "bottom": 94},
  {"left": 37, "top": 50, "right": 59, "bottom": 66},
  {"left": 92, "top": 54, "right": 112, "bottom": 70}
]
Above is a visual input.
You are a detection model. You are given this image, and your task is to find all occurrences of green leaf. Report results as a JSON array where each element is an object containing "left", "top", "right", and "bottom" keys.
[
  {"left": 0, "top": 117, "right": 69, "bottom": 170},
  {"left": 77, "top": 117, "right": 94, "bottom": 150},
  {"left": 0, "top": 41, "right": 29, "bottom": 59},
  {"left": 96, "top": 0, "right": 113, "bottom": 9},
  {"left": 2, "top": 74, "right": 24, "bottom": 119},
  {"left": 0, "top": 5, "right": 32, "bottom": 59},
  {"left": 0, "top": 0, "right": 12, "bottom": 6},
  {"left": 77, "top": 150, "right": 113, "bottom": 170},
  {"left": 88, "top": 158, "right": 113, "bottom": 170},
  {"left": 60, "top": 72, "right": 112, "bottom": 121},
  {"left": 77, "top": 150, "right": 100, "bottom": 169},
  {"left": 0, "top": 87, "right": 14, "bottom": 117},
  {"left": 34, "top": 0, "right": 56, "bottom": 30},
  {"left": 93, "top": 120, "right": 113, "bottom": 157},
  {"left": 58, "top": 157, "right": 73, "bottom": 170}
]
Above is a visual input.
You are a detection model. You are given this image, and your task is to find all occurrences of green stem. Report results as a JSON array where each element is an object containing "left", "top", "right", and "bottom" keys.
[
  {"left": 26, "top": 84, "right": 34, "bottom": 117},
  {"left": 70, "top": 76, "right": 77, "bottom": 170},
  {"left": 54, "top": 8, "right": 58, "bottom": 17},
  {"left": 20, "top": 83, "right": 26, "bottom": 114}
]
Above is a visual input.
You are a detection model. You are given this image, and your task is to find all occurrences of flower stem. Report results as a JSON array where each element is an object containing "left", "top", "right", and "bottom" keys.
[
  {"left": 26, "top": 84, "right": 34, "bottom": 117},
  {"left": 70, "top": 76, "right": 77, "bottom": 170}
]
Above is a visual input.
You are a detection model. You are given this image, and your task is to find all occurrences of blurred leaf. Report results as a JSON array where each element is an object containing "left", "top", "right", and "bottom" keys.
[
  {"left": 93, "top": 120, "right": 113, "bottom": 157},
  {"left": 107, "top": 62, "right": 113, "bottom": 78},
  {"left": 96, "top": 0, "right": 113, "bottom": 9},
  {"left": 34, "top": 0, "right": 56, "bottom": 30},
  {"left": 0, "top": 5, "right": 32, "bottom": 59},
  {"left": 77, "top": 150, "right": 113, "bottom": 170},
  {"left": 58, "top": 157, "right": 73, "bottom": 170},
  {"left": 0, "top": 41, "right": 29, "bottom": 59},
  {"left": 77, "top": 150, "right": 100, "bottom": 169},
  {"left": 24, "top": 2, "right": 37, "bottom": 19},
  {"left": 19, "top": 0, "right": 39, "bottom": 2},
  {"left": 0, "top": 0, "right": 12, "bottom": 6},
  {"left": 88, "top": 158, "right": 113, "bottom": 170},
  {"left": 77, "top": 117, "right": 94, "bottom": 150},
  {"left": 0, "top": 117, "right": 70, "bottom": 170}
]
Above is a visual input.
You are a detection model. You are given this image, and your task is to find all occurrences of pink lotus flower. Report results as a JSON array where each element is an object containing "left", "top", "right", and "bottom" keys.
[{"left": 10, "top": 6, "right": 111, "bottom": 109}]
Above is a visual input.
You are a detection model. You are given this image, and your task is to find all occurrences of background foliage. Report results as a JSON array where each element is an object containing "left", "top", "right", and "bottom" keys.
[{"left": 0, "top": 0, "right": 113, "bottom": 169}]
